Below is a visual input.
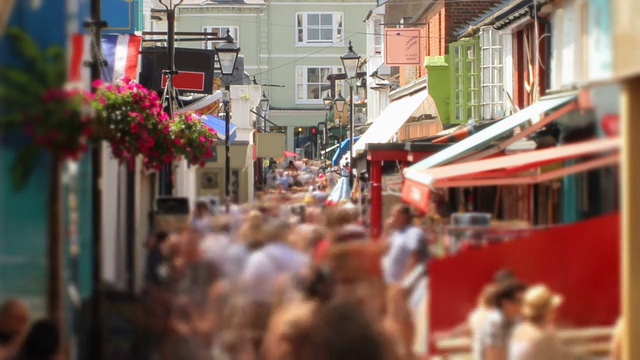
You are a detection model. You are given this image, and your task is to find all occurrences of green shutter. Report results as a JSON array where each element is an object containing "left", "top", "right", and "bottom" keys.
[{"left": 449, "top": 38, "right": 480, "bottom": 124}]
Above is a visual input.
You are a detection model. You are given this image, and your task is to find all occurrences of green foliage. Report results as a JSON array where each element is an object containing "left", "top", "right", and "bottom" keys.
[{"left": 0, "top": 26, "right": 72, "bottom": 190}]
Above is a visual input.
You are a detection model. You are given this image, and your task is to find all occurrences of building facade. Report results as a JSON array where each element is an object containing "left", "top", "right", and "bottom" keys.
[{"left": 151, "top": 0, "right": 374, "bottom": 153}]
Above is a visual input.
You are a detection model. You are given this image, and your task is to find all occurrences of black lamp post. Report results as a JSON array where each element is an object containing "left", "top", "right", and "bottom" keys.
[
  {"left": 322, "top": 91, "right": 332, "bottom": 161},
  {"left": 333, "top": 91, "right": 346, "bottom": 162},
  {"left": 260, "top": 91, "right": 270, "bottom": 132},
  {"left": 340, "top": 40, "right": 361, "bottom": 188},
  {"left": 215, "top": 29, "right": 240, "bottom": 213}
]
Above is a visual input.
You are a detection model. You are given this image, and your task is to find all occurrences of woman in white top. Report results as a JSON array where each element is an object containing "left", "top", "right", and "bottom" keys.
[{"left": 509, "top": 284, "right": 573, "bottom": 360}]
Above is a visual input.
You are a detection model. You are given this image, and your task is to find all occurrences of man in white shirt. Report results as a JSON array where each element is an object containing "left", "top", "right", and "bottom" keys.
[{"left": 381, "top": 204, "right": 428, "bottom": 284}]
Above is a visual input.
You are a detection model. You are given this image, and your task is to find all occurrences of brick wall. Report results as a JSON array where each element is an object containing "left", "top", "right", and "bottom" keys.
[
  {"left": 445, "top": 0, "right": 504, "bottom": 42},
  {"left": 399, "top": 0, "right": 502, "bottom": 86}
]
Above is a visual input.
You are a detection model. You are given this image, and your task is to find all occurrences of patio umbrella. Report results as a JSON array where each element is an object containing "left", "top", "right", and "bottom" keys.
[{"left": 283, "top": 151, "right": 299, "bottom": 158}]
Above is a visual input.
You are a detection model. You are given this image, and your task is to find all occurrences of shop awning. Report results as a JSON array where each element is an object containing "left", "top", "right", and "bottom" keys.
[
  {"left": 402, "top": 138, "right": 620, "bottom": 213},
  {"left": 351, "top": 90, "right": 430, "bottom": 154},
  {"left": 406, "top": 93, "right": 579, "bottom": 173},
  {"left": 332, "top": 136, "right": 361, "bottom": 166},
  {"left": 201, "top": 115, "right": 237, "bottom": 144}
]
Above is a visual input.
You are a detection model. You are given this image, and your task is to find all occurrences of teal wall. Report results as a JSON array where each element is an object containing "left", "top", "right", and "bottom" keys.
[
  {"left": 0, "top": 0, "right": 93, "bottom": 324},
  {"left": 0, "top": 142, "right": 50, "bottom": 317}
]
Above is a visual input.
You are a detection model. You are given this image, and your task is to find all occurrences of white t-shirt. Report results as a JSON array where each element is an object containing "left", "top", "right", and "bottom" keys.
[
  {"left": 241, "top": 242, "right": 309, "bottom": 302},
  {"left": 381, "top": 225, "right": 426, "bottom": 284}
]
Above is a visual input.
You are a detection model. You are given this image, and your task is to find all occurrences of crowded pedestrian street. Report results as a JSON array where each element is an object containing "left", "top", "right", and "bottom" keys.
[{"left": 0, "top": 0, "right": 638, "bottom": 359}]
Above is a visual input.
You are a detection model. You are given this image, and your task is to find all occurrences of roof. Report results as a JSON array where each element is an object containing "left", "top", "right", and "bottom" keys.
[
  {"left": 454, "top": 0, "right": 554, "bottom": 38},
  {"left": 453, "top": 0, "right": 517, "bottom": 37}
]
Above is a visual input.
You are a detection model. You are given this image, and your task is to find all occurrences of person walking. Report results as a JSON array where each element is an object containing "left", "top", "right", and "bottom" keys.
[
  {"left": 380, "top": 204, "right": 428, "bottom": 285},
  {"left": 479, "top": 280, "right": 527, "bottom": 360},
  {"left": 509, "top": 284, "right": 573, "bottom": 360}
]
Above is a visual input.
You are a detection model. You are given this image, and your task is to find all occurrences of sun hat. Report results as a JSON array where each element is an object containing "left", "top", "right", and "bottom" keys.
[{"left": 522, "top": 284, "right": 563, "bottom": 319}]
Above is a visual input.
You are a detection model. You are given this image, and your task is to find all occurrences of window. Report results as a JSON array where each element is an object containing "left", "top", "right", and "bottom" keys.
[
  {"left": 373, "top": 17, "right": 383, "bottom": 55},
  {"left": 480, "top": 27, "right": 504, "bottom": 120},
  {"left": 295, "top": 66, "right": 342, "bottom": 104},
  {"left": 296, "top": 12, "right": 343, "bottom": 46},
  {"left": 202, "top": 26, "right": 239, "bottom": 49},
  {"left": 450, "top": 39, "right": 480, "bottom": 123}
]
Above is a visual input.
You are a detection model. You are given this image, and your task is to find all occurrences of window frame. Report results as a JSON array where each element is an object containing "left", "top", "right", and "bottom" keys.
[
  {"left": 479, "top": 26, "right": 504, "bottom": 120},
  {"left": 295, "top": 12, "right": 344, "bottom": 47},
  {"left": 202, "top": 26, "right": 240, "bottom": 50},
  {"left": 295, "top": 66, "right": 343, "bottom": 105},
  {"left": 449, "top": 38, "right": 480, "bottom": 124}
]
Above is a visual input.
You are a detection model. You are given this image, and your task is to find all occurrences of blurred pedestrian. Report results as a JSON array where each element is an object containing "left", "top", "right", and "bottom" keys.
[
  {"left": 380, "top": 204, "right": 428, "bottom": 285},
  {"left": 192, "top": 201, "right": 212, "bottom": 233},
  {"left": 509, "top": 284, "right": 572, "bottom": 360},
  {"left": 145, "top": 231, "right": 170, "bottom": 287},
  {"left": 13, "top": 319, "right": 60, "bottom": 360},
  {"left": 0, "top": 299, "right": 30, "bottom": 360},
  {"left": 480, "top": 279, "right": 527, "bottom": 360}
]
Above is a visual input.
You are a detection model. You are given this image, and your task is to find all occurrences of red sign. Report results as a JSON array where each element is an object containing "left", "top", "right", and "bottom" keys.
[
  {"left": 161, "top": 71, "right": 206, "bottom": 92},
  {"left": 401, "top": 178, "right": 431, "bottom": 213},
  {"left": 385, "top": 28, "right": 422, "bottom": 66}
]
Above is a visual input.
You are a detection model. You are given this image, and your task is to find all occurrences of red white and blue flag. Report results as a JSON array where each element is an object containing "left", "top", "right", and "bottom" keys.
[{"left": 68, "top": 33, "right": 142, "bottom": 86}]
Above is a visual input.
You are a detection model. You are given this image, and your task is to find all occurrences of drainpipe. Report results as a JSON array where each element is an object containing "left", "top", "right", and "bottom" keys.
[{"left": 85, "top": 0, "right": 107, "bottom": 358}]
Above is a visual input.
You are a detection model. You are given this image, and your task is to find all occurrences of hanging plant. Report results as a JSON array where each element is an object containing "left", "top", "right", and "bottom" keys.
[
  {"left": 171, "top": 111, "right": 217, "bottom": 167},
  {"left": 0, "top": 27, "right": 92, "bottom": 189},
  {"left": 91, "top": 78, "right": 175, "bottom": 170},
  {"left": 26, "top": 88, "right": 93, "bottom": 160}
]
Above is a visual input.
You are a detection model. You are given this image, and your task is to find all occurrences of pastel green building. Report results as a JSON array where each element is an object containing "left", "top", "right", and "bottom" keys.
[{"left": 150, "top": 0, "right": 375, "bottom": 151}]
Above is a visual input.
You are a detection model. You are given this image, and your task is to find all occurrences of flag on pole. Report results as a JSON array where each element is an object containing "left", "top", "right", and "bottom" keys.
[
  {"left": 68, "top": 33, "right": 142, "bottom": 85},
  {"left": 100, "top": 34, "right": 142, "bottom": 82}
]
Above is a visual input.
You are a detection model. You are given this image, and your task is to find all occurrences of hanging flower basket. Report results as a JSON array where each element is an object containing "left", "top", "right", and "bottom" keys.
[
  {"left": 171, "top": 112, "right": 217, "bottom": 167},
  {"left": 22, "top": 87, "right": 93, "bottom": 161},
  {"left": 91, "top": 78, "right": 175, "bottom": 170}
]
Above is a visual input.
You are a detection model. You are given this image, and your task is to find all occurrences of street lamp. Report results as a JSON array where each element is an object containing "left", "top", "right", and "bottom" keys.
[
  {"left": 333, "top": 91, "right": 346, "bottom": 162},
  {"left": 259, "top": 91, "right": 270, "bottom": 132},
  {"left": 340, "top": 40, "right": 361, "bottom": 188},
  {"left": 216, "top": 29, "right": 240, "bottom": 213},
  {"left": 321, "top": 91, "right": 333, "bottom": 162}
]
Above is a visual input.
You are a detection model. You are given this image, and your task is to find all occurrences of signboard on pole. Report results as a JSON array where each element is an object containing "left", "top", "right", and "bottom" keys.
[
  {"left": 256, "top": 133, "right": 285, "bottom": 158},
  {"left": 384, "top": 28, "right": 421, "bottom": 66}
]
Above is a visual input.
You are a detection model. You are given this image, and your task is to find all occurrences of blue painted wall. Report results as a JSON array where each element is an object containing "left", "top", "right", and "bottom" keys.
[{"left": 102, "top": 0, "right": 142, "bottom": 34}]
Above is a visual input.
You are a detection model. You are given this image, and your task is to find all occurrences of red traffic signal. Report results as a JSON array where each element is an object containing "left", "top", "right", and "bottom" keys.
[{"left": 311, "top": 127, "right": 318, "bottom": 134}]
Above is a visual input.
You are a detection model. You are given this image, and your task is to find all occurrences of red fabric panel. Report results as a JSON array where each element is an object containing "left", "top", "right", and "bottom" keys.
[{"left": 429, "top": 212, "right": 620, "bottom": 335}]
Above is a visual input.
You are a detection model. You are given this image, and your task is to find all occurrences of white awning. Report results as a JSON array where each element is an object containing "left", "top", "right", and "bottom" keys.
[
  {"left": 405, "top": 93, "right": 578, "bottom": 175},
  {"left": 351, "top": 90, "right": 430, "bottom": 154}
]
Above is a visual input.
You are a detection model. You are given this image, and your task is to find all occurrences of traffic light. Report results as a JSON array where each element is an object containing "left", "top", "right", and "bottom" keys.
[{"left": 310, "top": 127, "right": 318, "bottom": 135}]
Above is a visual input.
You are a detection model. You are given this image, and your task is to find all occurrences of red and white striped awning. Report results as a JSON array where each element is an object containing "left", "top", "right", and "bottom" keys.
[{"left": 402, "top": 138, "right": 620, "bottom": 213}]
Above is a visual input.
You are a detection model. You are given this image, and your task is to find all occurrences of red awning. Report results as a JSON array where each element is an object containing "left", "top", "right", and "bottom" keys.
[{"left": 402, "top": 138, "right": 620, "bottom": 213}]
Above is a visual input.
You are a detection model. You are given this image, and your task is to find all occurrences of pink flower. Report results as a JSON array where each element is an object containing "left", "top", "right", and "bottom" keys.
[
  {"left": 130, "top": 123, "right": 140, "bottom": 133},
  {"left": 92, "top": 79, "right": 103, "bottom": 88},
  {"left": 173, "top": 138, "right": 181, "bottom": 145},
  {"left": 199, "top": 137, "right": 206, "bottom": 142},
  {"left": 99, "top": 97, "right": 106, "bottom": 105},
  {"left": 163, "top": 154, "right": 171, "bottom": 163}
]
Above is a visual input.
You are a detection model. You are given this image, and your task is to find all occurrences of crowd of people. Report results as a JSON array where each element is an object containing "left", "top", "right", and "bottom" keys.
[{"left": 133, "top": 200, "right": 428, "bottom": 360}]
